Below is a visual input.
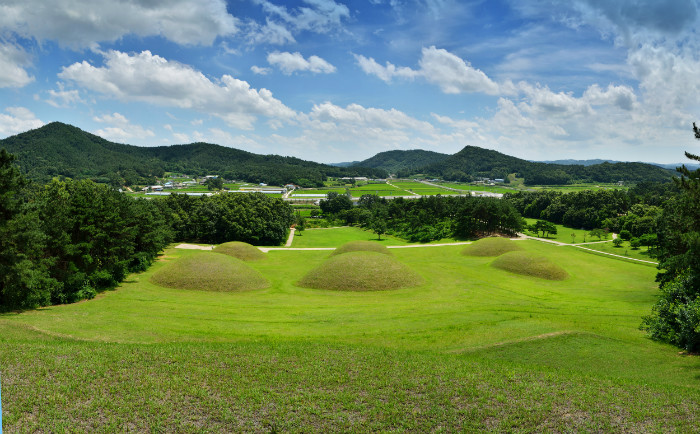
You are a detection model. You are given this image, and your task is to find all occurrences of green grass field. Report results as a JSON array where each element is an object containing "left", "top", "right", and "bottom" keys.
[
  {"left": 580, "top": 239, "right": 658, "bottom": 263},
  {"left": 523, "top": 218, "right": 599, "bottom": 244},
  {"left": 1, "top": 228, "right": 699, "bottom": 431}
]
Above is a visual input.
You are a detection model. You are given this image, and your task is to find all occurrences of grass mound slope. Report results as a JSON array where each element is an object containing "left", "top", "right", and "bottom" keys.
[
  {"left": 491, "top": 251, "right": 569, "bottom": 280},
  {"left": 214, "top": 241, "right": 266, "bottom": 261},
  {"left": 330, "top": 240, "right": 392, "bottom": 256},
  {"left": 298, "top": 251, "right": 423, "bottom": 291},
  {"left": 461, "top": 237, "right": 523, "bottom": 257},
  {"left": 151, "top": 252, "right": 269, "bottom": 291}
]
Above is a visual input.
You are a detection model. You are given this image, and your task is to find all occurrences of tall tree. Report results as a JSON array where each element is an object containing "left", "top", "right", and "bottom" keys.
[{"left": 642, "top": 123, "right": 700, "bottom": 351}]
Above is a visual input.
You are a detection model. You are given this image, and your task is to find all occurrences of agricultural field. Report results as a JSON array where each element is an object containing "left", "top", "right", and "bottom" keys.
[
  {"left": 389, "top": 180, "right": 462, "bottom": 195},
  {"left": 433, "top": 182, "right": 516, "bottom": 194},
  {"left": 1, "top": 228, "right": 699, "bottom": 431},
  {"left": 528, "top": 183, "right": 629, "bottom": 192}
]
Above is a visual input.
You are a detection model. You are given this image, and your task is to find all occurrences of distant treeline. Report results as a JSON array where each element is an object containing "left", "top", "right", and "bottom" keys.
[
  {"left": 0, "top": 149, "right": 294, "bottom": 311},
  {"left": 504, "top": 181, "right": 677, "bottom": 232},
  {"left": 0, "top": 122, "right": 386, "bottom": 187},
  {"left": 320, "top": 193, "right": 523, "bottom": 242}
]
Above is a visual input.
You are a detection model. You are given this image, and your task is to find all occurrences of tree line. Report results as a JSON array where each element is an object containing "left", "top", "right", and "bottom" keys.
[
  {"left": 320, "top": 193, "right": 523, "bottom": 242},
  {"left": 0, "top": 149, "right": 294, "bottom": 311}
]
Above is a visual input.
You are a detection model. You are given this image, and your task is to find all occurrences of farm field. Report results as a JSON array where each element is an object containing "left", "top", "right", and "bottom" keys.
[
  {"left": 1, "top": 230, "right": 698, "bottom": 431},
  {"left": 389, "top": 180, "right": 462, "bottom": 195},
  {"left": 528, "top": 183, "right": 628, "bottom": 192},
  {"left": 433, "top": 182, "right": 515, "bottom": 194}
]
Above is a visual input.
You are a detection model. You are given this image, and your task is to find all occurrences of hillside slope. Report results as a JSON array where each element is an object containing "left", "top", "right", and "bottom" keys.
[
  {"left": 351, "top": 149, "right": 449, "bottom": 175},
  {"left": 421, "top": 145, "right": 674, "bottom": 184},
  {"left": 0, "top": 122, "right": 386, "bottom": 186}
]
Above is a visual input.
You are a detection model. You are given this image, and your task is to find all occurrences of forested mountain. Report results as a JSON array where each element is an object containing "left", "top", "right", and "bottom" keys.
[
  {"left": 420, "top": 146, "right": 674, "bottom": 185},
  {"left": 0, "top": 122, "right": 386, "bottom": 187},
  {"left": 350, "top": 149, "right": 450, "bottom": 175}
]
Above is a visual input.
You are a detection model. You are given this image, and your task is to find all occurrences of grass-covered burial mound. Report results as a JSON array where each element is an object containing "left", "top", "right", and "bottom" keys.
[
  {"left": 491, "top": 251, "right": 569, "bottom": 281},
  {"left": 151, "top": 252, "right": 270, "bottom": 291},
  {"left": 298, "top": 251, "right": 423, "bottom": 291},
  {"left": 214, "top": 241, "right": 266, "bottom": 261},
  {"left": 461, "top": 237, "right": 523, "bottom": 257},
  {"left": 330, "top": 240, "right": 392, "bottom": 257}
]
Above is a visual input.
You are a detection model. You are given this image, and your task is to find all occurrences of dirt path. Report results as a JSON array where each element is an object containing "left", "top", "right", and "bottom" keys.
[
  {"left": 175, "top": 243, "right": 214, "bottom": 250},
  {"left": 285, "top": 228, "right": 295, "bottom": 247},
  {"left": 387, "top": 180, "right": 419, "bottom": 196}
]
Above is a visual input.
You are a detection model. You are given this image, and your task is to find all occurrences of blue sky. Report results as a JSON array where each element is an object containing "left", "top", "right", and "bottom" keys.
[{"left": 0, "top": 0, "right": 699, "bottom": 164}]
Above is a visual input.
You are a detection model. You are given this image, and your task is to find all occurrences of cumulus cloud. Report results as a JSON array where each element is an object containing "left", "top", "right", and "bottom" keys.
[
  {"left": 582, "top": 83, "right": 637, "bottom": 110},
  {"left": 59, "top": 50, "right": 296, "bottom": 130},
  {"left": 267, "top": 51, "right": 336, "bottom": 74},
  {"left": 0, "top": 107, "right": 43, "bottom": 137},
  {"left": 0, "top": 0, "right": 238, "bottom": 47},
  {"left": 0, "top": 41, "right": 33, "bottom": 88},
  {"left": 356, "top": 46, "right": 503, "bottom": 95},
  {"left": 45, "top": 82, "right": 84, "bottom": 108},
  {"left": 93, "top": 112, "right": 155, "bottom": 143},
  {"left": 420, "top": 46, "right": 501, "bottom": 95}
]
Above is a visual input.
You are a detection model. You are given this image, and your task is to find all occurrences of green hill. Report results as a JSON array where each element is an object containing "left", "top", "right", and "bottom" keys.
[
  {"left": 421, "top": 145, "right": 674, "bottom": 185},
  {"left": 0, "top": 122, "right": 386, "bottom": 186},
  {"left": 351, "top": 149, "right": 450, "bottom": 175}
]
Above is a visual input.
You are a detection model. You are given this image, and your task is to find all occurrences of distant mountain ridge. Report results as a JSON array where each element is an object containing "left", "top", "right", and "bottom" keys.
[
  {"left": 348, "top": 147, "right": 674, "bottom": 185},
  {"left": 0, "top": 122, "right": 386, "bottom": 186},
  {"left": 0, "top": 122, "right": 677, "bottom": 187},
  {"left": 539, "top": 159, "right": 700, "bottom": 171}
]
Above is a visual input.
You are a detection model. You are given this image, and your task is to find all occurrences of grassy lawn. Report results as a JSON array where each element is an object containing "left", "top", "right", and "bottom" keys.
[
  {"left": 580, "top": 239, "right": 658, "bottom": 263},
  {"left": 1, "top": 230, "right": 698, "bottom": 430},
  {"left": 292, "top": 226, "right": 409, "bottom": 247},
  {"left": 523, "top": 218, "right": 602, "bottom": 244}
]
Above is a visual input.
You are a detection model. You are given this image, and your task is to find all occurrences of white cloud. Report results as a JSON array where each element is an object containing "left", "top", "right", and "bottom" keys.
[
  {"left": 267, "top": 51, "right": 336, "bottom": 74},
  {"left": 251, "top": 65, "right": 272, "bottom": 75},
  {"left": 258, "top": 0, "right": 350, "bottom": 34},
  {"left": 0, "top": 0, "right": 238, "bottom": 47},
  {"left": 419, "top": 46, "right": 501, "bottom": 95},
  {"left": 0, "top": 107, "right": 43, "bottom": 137},
  {"left": 93, "top": 112, "right": 155, "bottom": 143},
  {"left": 45, "top": 82, "right": 84, "bottom": 108},
  {"left": 59, "top": 50, "right": 296, "bottom": 130},
  {"left": 582, "top": 84, "right": 637, "bottom": 110},
  {"left": 356, "top": 46, "right": 503, "bottom": 95},
  {"left": 353, "top": 54, "right": 419, "bottom": 82},
  {"left": 0, "top": 41, "right": 33, "bottom": 88},
  {"left": 245, "top": 19, "right": 296, "bottom": 45}
]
